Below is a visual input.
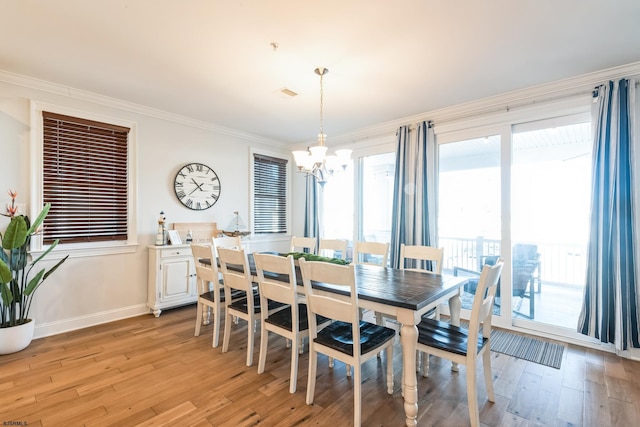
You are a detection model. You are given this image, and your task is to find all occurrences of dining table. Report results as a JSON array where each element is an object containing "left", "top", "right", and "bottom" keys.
[{"left": 206, "top": 253, "right": 468, "bottom": 427}]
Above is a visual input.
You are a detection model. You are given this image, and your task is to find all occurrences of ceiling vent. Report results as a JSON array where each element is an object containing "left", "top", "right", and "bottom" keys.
[{"left": 279, "top": 88, "right": 298, "bottom": 97}]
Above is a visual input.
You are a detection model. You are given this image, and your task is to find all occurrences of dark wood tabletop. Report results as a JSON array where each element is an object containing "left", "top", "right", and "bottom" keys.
[{"left": 203, "top": 253, "right": 467, "bottom": 312}]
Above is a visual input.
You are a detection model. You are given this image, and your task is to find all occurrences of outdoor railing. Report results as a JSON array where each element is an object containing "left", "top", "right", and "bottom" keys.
[{"left": 440, "top": 236, "right": 587, "bottom": 287}]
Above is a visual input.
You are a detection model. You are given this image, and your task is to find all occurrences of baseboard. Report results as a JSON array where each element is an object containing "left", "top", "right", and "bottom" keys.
[{"left": 33, "top": 304, "right": 151, "bottom": 339}]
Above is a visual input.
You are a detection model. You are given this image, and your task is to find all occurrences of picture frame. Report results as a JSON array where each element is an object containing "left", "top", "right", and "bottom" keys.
[{"left": 167, "top": 230, "right": 182, "bottom": 245}]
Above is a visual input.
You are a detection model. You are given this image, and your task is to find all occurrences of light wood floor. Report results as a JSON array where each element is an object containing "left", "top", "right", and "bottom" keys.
[{"left": 1, "top": 306, "right": 639, "bottom": 426}]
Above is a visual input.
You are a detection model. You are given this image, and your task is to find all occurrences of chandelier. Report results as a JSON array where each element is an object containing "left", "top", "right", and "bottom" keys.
[{"left": 292, "top": 67, "right": 352, "bottom": 185}]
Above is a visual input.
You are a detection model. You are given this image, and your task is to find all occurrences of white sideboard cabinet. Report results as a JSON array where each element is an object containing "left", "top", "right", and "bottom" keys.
[{"left": 147, "top": 244, "right": 197, "bottom": 317}]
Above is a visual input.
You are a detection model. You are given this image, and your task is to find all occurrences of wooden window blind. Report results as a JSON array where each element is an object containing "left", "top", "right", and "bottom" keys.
[
  {"left": 42, "top": 111, "right": 129, "bottom": 244},
  {"left": 253, "top": 154, "right": 287, "bottom": 234}
]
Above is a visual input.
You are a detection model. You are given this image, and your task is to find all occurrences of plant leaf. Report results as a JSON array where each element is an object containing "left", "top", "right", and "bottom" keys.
[
  {"left": 31, "top": 239, "right": 59, "bottom": 265},
  {"left": 41, "top": 255, "right": 69, "bottom": 282},
  {"left": 27, "top": 203, "right": 50, "bottom": 235},
  {"left": 0, "top": 259, "right": 11, "bottom": 284},
  {"left": 0, "top": 281, "right": 12, "bottom": 305},
  {"left": 24, "top": 269, "right": 45, "bottom": 296},
  {"left": 2, "top": 216, "right": 28, "bottom": 250}
]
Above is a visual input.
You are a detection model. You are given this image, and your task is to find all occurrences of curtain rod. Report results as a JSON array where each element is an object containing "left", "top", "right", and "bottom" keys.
[
  {"left": 427, "top": 88, "right": 593, "bottom": 129},
  {"left": 360, "top": 77, "right": 638, "bottom": 141},
  {"left": 429, "top": 78, "right": 638, "bottom": 129}
]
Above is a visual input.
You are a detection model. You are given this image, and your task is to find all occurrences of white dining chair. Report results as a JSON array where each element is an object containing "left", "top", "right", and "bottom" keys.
[
  {"left": 218, "top": 247, "right": 285, "bottom": 366},
  {"left": 192, "top": 244, "right": 225, "bottom": 348},
  {"left": 254, "top": 252, "right": 330, "bottom": 393},
  {"left": 318, "top": 238, "right": 348, "bottom": 260},
  {"left": 290, "top": 236, "right": 317, "bottom": 254},
  {"left": 299, "top": 258, "right": 395, "bottom": 426},
  {"left": 353, "top": 241, "right": 389, "bottom": 266},
  {"left": 416, "top": 259, "right": 504, "bottom": 427}
]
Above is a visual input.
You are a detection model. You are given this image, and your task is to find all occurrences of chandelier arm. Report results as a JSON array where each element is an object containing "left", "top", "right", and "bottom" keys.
[{"left": 292, "top": 67, "right": 350, "bottom": 184}]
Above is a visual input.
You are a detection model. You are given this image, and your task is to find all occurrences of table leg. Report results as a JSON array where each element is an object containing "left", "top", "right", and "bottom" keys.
[
  {"left": 448, "top": 292, "right": 462, "bottom": 372},
  {"left": 400, "top": 323, "right": 418, "bottom": 426},
  {"left": 202, "top": 306, "right": 211, "bottom": 325}
]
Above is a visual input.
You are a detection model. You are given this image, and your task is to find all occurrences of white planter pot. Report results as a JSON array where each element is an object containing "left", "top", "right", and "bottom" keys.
[{"left": 0, "top": 319, "right": 35, "bottom": 355}]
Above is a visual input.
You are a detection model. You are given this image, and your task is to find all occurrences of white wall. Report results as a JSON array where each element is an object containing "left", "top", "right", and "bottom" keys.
[{"left": 0, "top": 75, "right": 301, "bottom": 338}]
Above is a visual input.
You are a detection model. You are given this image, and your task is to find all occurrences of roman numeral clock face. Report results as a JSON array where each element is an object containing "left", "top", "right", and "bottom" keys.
[{"left": 173, "top": 163, "right": 221, "bottom": 210}]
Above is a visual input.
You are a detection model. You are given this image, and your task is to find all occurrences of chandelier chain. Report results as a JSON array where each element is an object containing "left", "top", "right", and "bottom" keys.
[{"left": 319, "top": 70, "right": 324, "bottom": 143}]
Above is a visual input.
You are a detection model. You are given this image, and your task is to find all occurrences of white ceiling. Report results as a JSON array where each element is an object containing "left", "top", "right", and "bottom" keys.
[{"left": 2, "top": 0, "right": 640, "bottom": 145}]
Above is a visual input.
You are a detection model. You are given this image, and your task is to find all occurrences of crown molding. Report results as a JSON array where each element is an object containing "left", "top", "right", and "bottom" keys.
[
  {"left": 0, "top": 69, "right": 286, "bottom": 148},
  {"left": 4, "top": 61, "right": 640, "bottom": 151},
  {"left": 330, "top": 61, "right": 640, "bottom": 146}
]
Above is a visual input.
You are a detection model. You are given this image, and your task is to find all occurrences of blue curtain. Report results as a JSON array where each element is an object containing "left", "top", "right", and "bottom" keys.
[
  {"left": 303, "top": 175, "right": 320, "bottom": 253},
  {"left": 389, "top": 121, "right": 436, "bottom": 268},
  {"left": 578, "top": 78, "right": 639, "bottom": 351}
]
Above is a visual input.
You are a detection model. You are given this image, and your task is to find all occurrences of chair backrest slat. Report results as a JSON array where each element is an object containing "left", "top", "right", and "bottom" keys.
[
  {"left": 218, "top": 247, "right": 253, "bottom": 292},
  {"left": 290, "top": 236, "right": 317, "bottom": 254},
  {"left": 354, "top": 241, "right": 389, "bottom": 266},
  {"left": 399, "top": 244, "right": 444, "bottom": 274},
  {"left": 318, "top": 239, "right": 348, "bottom": 260},
  {"left": 191, "top": 244, "right": 218, "bottom": 293},
  {"left": 254, "top": 253, "right": 298, "bottom": 306},
  {"left": 213, "top": 235, "right": 242, "bottom": 257},
  {"left": 299, "top": 259, "right": 359, "bottom": 327}
]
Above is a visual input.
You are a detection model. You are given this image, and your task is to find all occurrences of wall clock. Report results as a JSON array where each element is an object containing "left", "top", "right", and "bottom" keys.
[{"left": 173, "top": 163, "right": 221, "bottom": 210}]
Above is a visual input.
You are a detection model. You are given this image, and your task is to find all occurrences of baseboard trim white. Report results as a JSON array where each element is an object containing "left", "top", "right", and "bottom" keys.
[{"left": 32, "top": 304, "right": 151, "bottom": 339}]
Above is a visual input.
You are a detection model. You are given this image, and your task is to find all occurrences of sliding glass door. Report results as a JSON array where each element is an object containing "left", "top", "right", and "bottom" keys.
[
  {"left": 436, "top": 111, "right": 592, "bottom": 339},
  {"left": 511, "top": 116, "right": 591, "bottom": 329},
  {"left": 438, "top": 135, "right": 502, "bottom": 314}
]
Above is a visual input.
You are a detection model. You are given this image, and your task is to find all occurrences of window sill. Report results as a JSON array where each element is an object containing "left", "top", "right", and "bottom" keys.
[{"left": 30, "top": 241, "right": 140, "bottom": 260}]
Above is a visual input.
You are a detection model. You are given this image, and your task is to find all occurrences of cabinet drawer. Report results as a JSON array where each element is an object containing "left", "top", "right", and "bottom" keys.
[{"left": 159, "top": 247, "right": 193, "bottom": 258}]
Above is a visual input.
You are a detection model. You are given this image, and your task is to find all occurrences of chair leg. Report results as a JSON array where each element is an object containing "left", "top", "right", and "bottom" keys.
[
  {"left": 194, "top": 301, "right": 203, "bottom": 337},
  {"left": 257, "top": 324, "right": 268, "bottom": 374},
  {"left": 289, "top": 336, "right": 299, "bottom": 394},
  {"left": 483, "top": 350, "right": 495, "bottom": 402},
  {"left": 346, "top": 364, "right": 352, "bottom": 377},
  {"left": 466, "top": 360, "right": 480, "bottom": 427},
  {"left": 421, "top": 351, "right": 429, "bottom": 377},
  {"left": 222, "top": 311, "right": 232, "bottom": 353},
  {"left": 306, "top": 348, "right": 318, "bottom": 405},
  {"left": 212, "top": 300, "right": 221, "bottom": 347},
  {"left": 246, "top": 317, "right": 255, "bottom": 367},
  {"left": 328, "top": 357, "right": 334, "bottom": 368},
  {"left": 386, "top": 344, "right": 394, "bottom": 394},
  {"left": 354, "top": 363, "right": 362, "bottom": 427},
  {"left": 375, "top": 312, "right": 384, "bottom": 359}
]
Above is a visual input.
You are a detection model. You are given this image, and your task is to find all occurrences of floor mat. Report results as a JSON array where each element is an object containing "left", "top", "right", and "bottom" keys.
[{"left": 490, "top": 328, "right": 565, "bottom": 369}]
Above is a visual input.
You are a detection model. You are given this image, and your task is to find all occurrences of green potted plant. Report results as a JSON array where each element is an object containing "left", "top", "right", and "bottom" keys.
[{"left": 0, "top": 190, "right": 68, "bottom": 354}]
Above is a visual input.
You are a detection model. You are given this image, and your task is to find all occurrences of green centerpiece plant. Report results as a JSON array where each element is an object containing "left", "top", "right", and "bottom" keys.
[{"left": 0, "top": 190, "right": 68, "bottom": 334}]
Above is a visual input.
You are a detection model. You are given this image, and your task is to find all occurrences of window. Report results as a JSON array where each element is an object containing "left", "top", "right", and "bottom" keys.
[
  {"left": 253, "top": 153, "right": 288, "bottom": 234},
  {"left": 321, "top": 145, "right": 396, "bottom": 262},
  {"left": 42, "top": 112, "right": 130, "bottom": 244},
  {"left": 321, "top": 161, "right": 353, "bottom": 240},
  {"left": 359, "top": 152, "right": 395, "bottom": 245}
]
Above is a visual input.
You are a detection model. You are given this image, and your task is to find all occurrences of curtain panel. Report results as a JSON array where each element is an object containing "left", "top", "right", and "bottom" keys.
[
  {"left": 304, "top": 175, "right": 320, "bottom": 253},
  {"left": 389, "top": 121, "right": 436, "bottom": 268},
  {"left": 578, "top": 78, "right": 640, "bottom": 352}
]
